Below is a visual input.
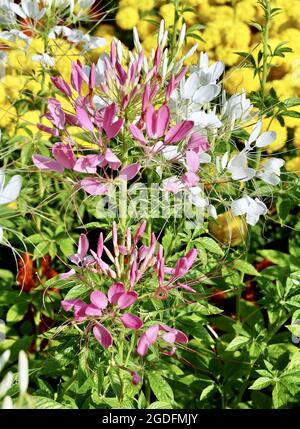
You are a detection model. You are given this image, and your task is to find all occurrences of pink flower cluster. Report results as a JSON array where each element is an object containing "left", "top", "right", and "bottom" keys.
[
  {"left": 61, "top": 221, "right": 197, "bottom": 356},
  {"left": 31, "top": 39, "right": 210, "bottom": 200}
]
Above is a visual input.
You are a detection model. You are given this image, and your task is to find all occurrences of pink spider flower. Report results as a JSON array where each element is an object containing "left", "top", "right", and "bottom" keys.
[
  {"left": 136, "top": 324, "right": 188, "bottom": 357},
  {"left": 129, "top": 104, "right": 194, "bottom": 153},
  {"left": 61, "top": 284, "right": 143, "bottom": 348}
]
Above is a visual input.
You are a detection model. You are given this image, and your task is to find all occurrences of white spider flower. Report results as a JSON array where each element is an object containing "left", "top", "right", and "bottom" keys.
[
  {"left": 231, "top": 196, "right": 268, "bottom": 226},
  {"left": 257, "top": 158, "right": 285, "bottom": 186},
  {"left": 31, "top": 53, "right": 55, "bottom": 67},
  {"left": 10, "top": 0, "right": 46, "bottom": 21}
]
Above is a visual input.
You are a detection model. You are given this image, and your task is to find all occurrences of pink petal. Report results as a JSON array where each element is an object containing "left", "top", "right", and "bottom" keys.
[
  {"left": 37, "top": 123, "right": 59, "bottom": 136},
  {"left": 89, "top": 63, "right": 96, "bottom": 90},
  {"left": 117, "top": 291, "right": 138, "bottom": 309},
  {"left": 145, "top": 105, "right": 156, "bottom": 139},
  {"left": 93, "top": 323, "right": 113, "bottom": 348},
  {"left": 186, "top": 150, "right": 200, "bottom": 173},
  {"left": 106, "top": 118, "right": 124, "bottom": 140},
  {"left": 177, "top": 283, "right": 196, "bottom": 293},
  {"left": 136, "top": 333, "right": 150, "bottom": 357},
  {"left": 60, "top": 269, "right": 76, "bottom": 279},
  {"left": 52, "top": 142, "right": 76, "bottom": 169},
  {"left": 130, "top": 371, "right": 141, "bottom": 385},
  {"left": 145, "top": 324, "right": 159, "bottom": 344},
  {"left": 90, "top": 290, "right": 108, "bottom": 309},
  {"left": 120, "top": 313, "right": 143, "bottom": 329},
  {"left": 61, "top": 299, "right": 81, "bottom": 312},
  {"left": 80, "top": 178, "right": 108, "bottom": 195},
  {"left": 119, "top": 163, "right": 140, "bottom": 181},
  {"left": 76, "top": 106, "right": 94, "bottom": 132},
  {"left": 188, "top": 133, "right": 210, "bottom": 153},
  {"left": 108, "top": 283, "right": 125, "bottom": 304},
  {"left": 32, "top": 155, "right": 64, "bottom": 173},
  {"left": 175, "top": 330, "right": 189, "bottom": 344},
  {"left": 181, "top": 171, "right": 199, "bottom": 187},
  {"left": 78, "top": 234, "right": 89, "bottom": 260},
  {"left": 85, "top": 304, "right": 102, "bottom": 317},
  {"left": 103, "top": 103, "right": 116, "bottom": 131},
  {"left": 129, "top": 124, "right": 146, "bottom": 144},
  {"left": 156, "top": 105, "right": 170, "bottom": 137},
  {"left": 165, "top": 120, "right": 194, "bottom": 144},
  {"left": 51, "top": 76, "right": 72, "bottom": 97},
  {"left": 104, "top": 149, "right": 121, "bottom": 170},
  {"left": 161, "top": 331, "right": 176, "bottom": 343},
  {"left": 71, "top": 62, "right": 83, "bottom": 93},
  {"left": 133, "top": 221, "right": 147, "bottom": 245}
]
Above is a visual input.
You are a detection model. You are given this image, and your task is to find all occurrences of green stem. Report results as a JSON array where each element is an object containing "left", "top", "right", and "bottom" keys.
[
  {"left": 171, "top": 0, "right": 180, "bottom": 60},
  {"left": 260, "top": 0, "right": 272, "bottom": 110}
]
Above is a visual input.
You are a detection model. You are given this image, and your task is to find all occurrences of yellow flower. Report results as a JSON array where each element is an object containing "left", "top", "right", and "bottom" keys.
[
  {"left": 17, "top": 110, "right": 41, "bottom": 137},
  {"left": 142, "top": 34, "right": 158, "bottom": 57},
  {"left": 209, "top": 211, "right": 248, "bottom": 246},
  {"left": 138, "top": 0, "right": 154, "bottom": 11},
  {"left": 284, "top": 106, "right": 300, "bottom": 129},
  {"left": 94, "top": 24, "right": 115, "bottom": 37},
  {"left": 235, "top": 1, "right": 257, "bottom": 22},
  {"left": 286, "top": 157, "right": 300, "bottom": 177},
  {"left": 116, "top": 7, "right": 139, "bottom": 30},
  {"left": 201, "top": 26, "right": 222, "bottom": 50},
  {"left": 224, "top": 67, "right": 260, "bottom": 94},
  {"left": 48, "top": 39, "right": 83, "bottom": 83},
  {"left": 159, "top": 3, "right": 175, "bottom": 28},
  {"left": 0, "top": 100, "right": 16, "bottom": 128},
  {"left": 137, "top": 19, "right": 157, "bottom": 41},
  {"left": 119, "top": 0, "right": 138, "bottom": 7}
]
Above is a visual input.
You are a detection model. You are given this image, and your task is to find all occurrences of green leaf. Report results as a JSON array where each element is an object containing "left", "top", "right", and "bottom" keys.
[
  {"left": 198, "top": 237, "right": 224, "bottom": 256},
  {"left": 272, "top": 382, "right": 290, "bottom": 408},
  {"left": 59, "top": 238, "right": 75, "bottom": 257},
  {"left": 147, "top": 372, "right": 174, "bottom": 403},
  {"left": 234, "top": 260, "right": 260, "bottom": 276},
  {"left": 200, "top": 384, "right": 215, "bottom": 401},
  {"left": 6, "top": 301, "right": 28, "bottom": 323},
  {"left": 281, "top": 110, "right": 300, "bottom": 118},
  {"left": 33, "top": 396, "right": 69, "bottom": 409},
  {"left": 226, "top": 336, "right": 250, "bottom": 352},
  {"left": 64, "top": 284, "right": 90, "bottom": 300},
  {"left": 249, "top": 377, "right": 273, "bottom": 390},
  {"left": 147, "top": 401, "right": 173, "bottom": 409},
  {"left": 33, "top": 241, "right": 50, "bottom": 260},
  {"left": 277, "top": 197, "right": 292, "bottom": 222},
  {"left": 284, "top": 97, "right": 300, "bottom": 107}
]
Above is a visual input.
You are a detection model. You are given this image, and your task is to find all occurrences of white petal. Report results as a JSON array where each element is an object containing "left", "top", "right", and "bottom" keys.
[
  {"left": 208, "top": 204, "right": 217, "bottom": 219},
  {"left": 0, "top": 175, "right": 22, "bottom": 205},
  {"left": 256, "top": 131, "right": 277, "bottom": 148},
  {"left": 231, "top": 197, "right": 248, "bottom": 216},
  {"left": 2, "top": 396, "right": 13, "bottom": 409},
  {"left": 193, "top": 84, "right": 220, "bottom": 104},
  {"left": 10, "top": 3, "right": 27, "bottom": 18},
  {"left": 248, "top": 119, "right": 262, "bottom": 144},
  {"left": 0, "top": 350, "right": 10, "bottom": 372},
  {"left": 0, "top": 371, "right": 13, "bottom": 397},
  {"left": 0, "top": 226, "right": 3, "bottom": 243},
  {"left": 209, "top": 61, "right": 225, "bottom": 81},
  {"left": 18, "top": 351, "right": 28, "bottom": 395},
  {"left": 183, "top": 73, "right": 199, "bottom": 99}
]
